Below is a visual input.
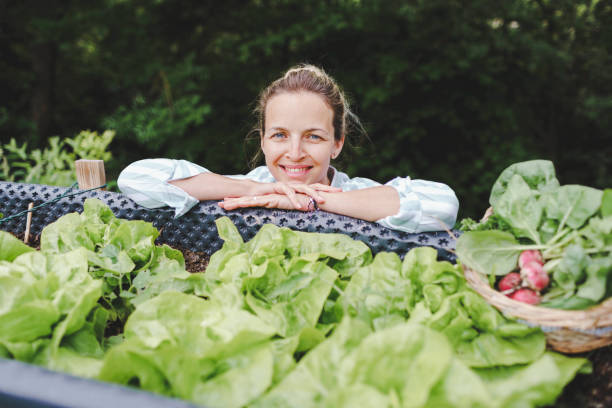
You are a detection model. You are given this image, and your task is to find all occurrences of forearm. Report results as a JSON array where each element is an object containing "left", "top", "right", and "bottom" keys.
[
  {"left": 317, "top": 186, "right": 400, "bottom": 222},
  {"left": 169, "top": 173, "right": 260, "bottom": 200}
]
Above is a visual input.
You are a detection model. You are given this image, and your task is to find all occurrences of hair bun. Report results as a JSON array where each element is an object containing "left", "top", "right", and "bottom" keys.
[{"left": 283, "top": 64, "right": 327, "bottom": 79}]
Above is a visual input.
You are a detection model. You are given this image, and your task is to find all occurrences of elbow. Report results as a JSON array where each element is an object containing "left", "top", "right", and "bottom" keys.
[
  {"left": 116, "top": 168, "right": 130, "bottom": 194},
  {"left": 420, "top": 188, "right": 459, "bottom": 232},
  {"left": 117, "top": 162, "right": 152, "bottom": 201},
  {"left": 440, "top": 189, "right": 460, "bottom": 229},
  {"left": 447, "top": 196, "right": 460, "bottom": 229}
]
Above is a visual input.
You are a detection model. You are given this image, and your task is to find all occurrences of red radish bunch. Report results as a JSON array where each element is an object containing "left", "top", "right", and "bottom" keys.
[
  {"left": 520, "top": 261, "right": 549, "bottom": 291},
  {"left": 518, "top": 249, "right": 543, "bottom": 268},
  {"left": 509, "top": 288, "right": 541, "bottom": 304},
  {"left": 497, "top": 250, "right": 548, "bottom": 304},
  {"left": 498, "top": 272, "right": 522, "bottom": 293}
]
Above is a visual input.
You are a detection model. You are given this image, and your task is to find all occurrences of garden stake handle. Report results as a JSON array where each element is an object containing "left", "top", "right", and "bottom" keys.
[
  {"left": 24, "top": 202, "right": 33, "bottom": 244},
  {"left": 75, "top": 159, "right": 106, "bottom": 190}
]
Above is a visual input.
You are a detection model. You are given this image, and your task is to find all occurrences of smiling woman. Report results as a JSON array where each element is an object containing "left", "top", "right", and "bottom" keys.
[
  {"left": 117, "top": 64, "right": 459, "bottom": 233},
  {"left": 261, "top": 91, "right": 341, "bottom": 186}
]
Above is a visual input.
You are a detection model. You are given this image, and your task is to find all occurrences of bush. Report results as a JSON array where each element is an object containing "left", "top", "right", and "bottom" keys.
[{"left": 0, "top": 130, "right": 115, "bottom": 187}]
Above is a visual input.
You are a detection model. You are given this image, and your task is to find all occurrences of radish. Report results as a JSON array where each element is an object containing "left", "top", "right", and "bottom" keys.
[
  {"left": 498, "top": 272, "right": 522, "bottom": 293},
  {"left": 520, "top": 261, "right": 549, "bottom": 291},
  {"left": 509, "top": 288, "right": 540, "bottom": 304},
  {"left": 518, "top": 250, "right": 543, "bottom": 268}
]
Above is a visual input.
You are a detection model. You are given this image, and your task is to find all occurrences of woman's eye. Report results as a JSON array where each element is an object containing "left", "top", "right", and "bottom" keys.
[
  {"left": 308, "top": 134, "right": 322, "bottom": 140},
  {"left": 271, "top": 132, "right": 286, "bottom": 139}
]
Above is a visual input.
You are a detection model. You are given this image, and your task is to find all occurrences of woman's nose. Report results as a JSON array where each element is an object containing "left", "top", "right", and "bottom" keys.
[{"left": 286, "top": 138, "right": 305, "bottom": 160}]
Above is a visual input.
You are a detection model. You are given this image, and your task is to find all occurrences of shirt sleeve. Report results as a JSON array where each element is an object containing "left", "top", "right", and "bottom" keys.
[
  {"left": 117, "top": 158, "right": 209, "bottom": 217},
  {"left": 334, "top": 171, "right": 459, "bottom": 233},
  {"left": 379, "top": 177, "right": 459, "bottom": 233}
]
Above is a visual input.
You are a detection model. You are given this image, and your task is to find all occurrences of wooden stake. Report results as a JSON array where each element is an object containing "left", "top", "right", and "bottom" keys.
[
  {"left": 75, "top": 159, "right": 106, "bottom": 190},
  {"left": 24, "top": 202, "right": 34, "bottom": 244}
]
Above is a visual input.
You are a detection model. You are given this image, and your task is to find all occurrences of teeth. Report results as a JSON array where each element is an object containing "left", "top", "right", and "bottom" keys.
[{"left": 285, "top": 167, "right": 307, "bottom": 173}]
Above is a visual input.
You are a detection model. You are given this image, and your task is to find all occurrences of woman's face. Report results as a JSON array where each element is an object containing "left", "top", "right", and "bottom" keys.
[{"left": 261, "top": 91, "right": 343, "bottom": 185}]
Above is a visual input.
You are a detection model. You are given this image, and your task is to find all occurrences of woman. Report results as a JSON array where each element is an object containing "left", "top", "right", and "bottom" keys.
[{"left": 118, "top": 64, "right": 459, "bottom": 233}]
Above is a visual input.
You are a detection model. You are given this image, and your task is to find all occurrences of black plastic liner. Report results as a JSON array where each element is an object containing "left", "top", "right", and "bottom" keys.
[
  {"left": 0, "top": 359, "right": 199, "bottom": 408},
  {"left": 0, "top": 181, "right": 457, "bottom": 261},
  {"left": 0, "top": 180, "right": 459, "bottom": 408}
]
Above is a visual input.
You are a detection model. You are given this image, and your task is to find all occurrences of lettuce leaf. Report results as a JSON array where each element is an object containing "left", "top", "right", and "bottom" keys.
[
  {"left": 0, "top": 231, "right": 35, "bottom": 261},
  {"left": 40, "top": 198, "right": 202, "bottom": 323},
  {"left": 0, "top": 202, "right": 590, "bottom": 408},
  {"left": 99, "top": 290, "right": 278, "bottom": 408},
  {"left": 0, "top": 248, "right": 103, "bottom": 365}
]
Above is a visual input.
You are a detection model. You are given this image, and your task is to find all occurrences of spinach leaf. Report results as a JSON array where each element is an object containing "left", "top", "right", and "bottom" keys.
[
  {"left": 543, "top": 185, "right": 603, "bottom": 230},
  {"left": 576, "top": 257, "right": 612, "bottom": 302},
  {"left": 602, "top": 189, "right": 612, "bottom": 217},
  {"left": 494, "top": 175, "right": 543, "bottom": 243},
  {"left": 552, "top": 244, "right": 588, "bottom": 291},
  {"left": 489, "top": 160, "right": 559, "bottom": 207},
  {"left": 541, "top": 296, "right": 597, "bottom": 310},
  {"left": 538, "top": 218, "right": 559, "bottom": 243},
  {"left": 455, "top": 230, "right": 524, "bottom": 275},
  {"left": 579, "top": 215, "right": 612, "bottom": 251},
  {"left": 459, "top": 213, "right": 513, "bottom": 233}
]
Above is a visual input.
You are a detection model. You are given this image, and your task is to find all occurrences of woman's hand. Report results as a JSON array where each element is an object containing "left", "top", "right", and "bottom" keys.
[
  {"left": 218, "top": 193, "right": 314, "bottom": 212},
  {"left": 253, "top": 182, "right": 341, "bottom": 210}
]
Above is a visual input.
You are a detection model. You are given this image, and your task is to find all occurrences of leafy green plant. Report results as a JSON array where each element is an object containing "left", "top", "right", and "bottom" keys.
[
  {"left": 102, "top": 64, "right": 212, "bottom": 156},
  {"left": 39, "top": 198, "right": 207, "bottom": 326},
  {"left": 0, "top": 130, "right": 115, "bottom": 187},
  {"left": 0, "top": 203, "right": 590, "bottom": 407},
  {"left": 457, "top": 160, "right": 612, "bottom": 309}
]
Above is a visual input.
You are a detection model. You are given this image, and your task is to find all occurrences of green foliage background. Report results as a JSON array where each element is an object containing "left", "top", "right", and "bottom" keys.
[{"left": 1, "top": 0, "right": 611, "bottom": 220}]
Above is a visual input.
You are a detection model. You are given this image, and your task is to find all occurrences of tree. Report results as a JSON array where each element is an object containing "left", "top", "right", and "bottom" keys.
[{"left": 1, "top": 0, "right": 610, "bottom": 219}]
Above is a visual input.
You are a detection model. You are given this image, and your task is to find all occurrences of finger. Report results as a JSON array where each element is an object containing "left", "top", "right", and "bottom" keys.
[
  {"left": 294, "top": 184, "right": 339, "bottom": 202},
  {"left": 272, "top": 182, "right": 296, "bottom": 202},
  {"left": 301, "top": 185, "right": 328, "bottom": 203},
  {"left": 218, "top": 200, "right": 237, "bottom": 210},
  {"left": 285, "top": 184, "right": 324, "bottom": 203},
  {"left": 218, "top": 198, "right": 243, "bottom": 210},
  {"left": 310, "top": 183, "right": 342, "bottom": 192},
  {"left": 243, "top": 195, "right": 261, "bottom": 208},
  {"left": 280, "top": 185, "right": 303, "bottom": 209},
  {"left": 219, "top": 196, "right": 260, "bottom": 210}
]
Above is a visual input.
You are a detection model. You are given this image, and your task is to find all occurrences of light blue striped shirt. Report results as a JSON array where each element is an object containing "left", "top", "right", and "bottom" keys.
[{"left": 117, "top": 159, "right": 459, "bottom": 233}]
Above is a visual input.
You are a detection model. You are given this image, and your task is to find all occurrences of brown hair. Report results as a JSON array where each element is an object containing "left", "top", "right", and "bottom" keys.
[{"left": 248, "top": 64, "right": 366, "bottom": 167}]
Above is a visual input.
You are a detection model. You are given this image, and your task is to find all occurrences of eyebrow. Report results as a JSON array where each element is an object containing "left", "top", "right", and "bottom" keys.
[{"left": 267, "top": 127, "right": 329, "bottom": 135}]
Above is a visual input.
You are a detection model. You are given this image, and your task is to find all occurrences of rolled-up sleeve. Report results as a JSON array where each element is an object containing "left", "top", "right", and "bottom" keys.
[
  {"left": 378, "top": 177, "right": 459, "bottom": 233},
  {"left": 117, "top": 159, "right": 209, "bottom": 217}
]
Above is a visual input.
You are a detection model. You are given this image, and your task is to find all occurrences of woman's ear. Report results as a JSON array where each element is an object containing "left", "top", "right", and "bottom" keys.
[{"left": 332, "top": 136, "right": 345, "bottom": 159}]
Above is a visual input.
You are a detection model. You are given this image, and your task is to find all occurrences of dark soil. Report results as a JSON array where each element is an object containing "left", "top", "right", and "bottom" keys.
[
  {"left": 13, "top": 231, "right": 41, "bottom": 250},
  {"left": 172, "top": 245, "right": 210, "bottom": 273},
  {"left": 13, "top": 232, "right": 211, "bottom": 273},
  {"left": 6, "top": 231, "right": 612, "bottom": 407},
  {"left": 551, "top": 345, "right": 612, "bottom": 408}
]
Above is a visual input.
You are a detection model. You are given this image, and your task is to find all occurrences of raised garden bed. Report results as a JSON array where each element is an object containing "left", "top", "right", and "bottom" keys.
[{"left": 0, "top": 181, "right": 610, "bottom": 408}]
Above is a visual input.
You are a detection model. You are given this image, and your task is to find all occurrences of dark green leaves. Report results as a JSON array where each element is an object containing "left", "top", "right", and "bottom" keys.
[
  {"left": 456, "top": 159, "right": 611, "bottom": 310},
  {"left": 490, "top": 160, "right": 559, "bottom": 208},
  {"left": 0, "top": 201, "right": 591, "bottom": 406},
  {"left": 456, "top": 230, "right": 522, "bottom": 275},
  {"left": 543, "top": 185, "right": 603, "bottom": 230},
  {"left": 601, "top": 189, "right": 612, "bottom": 217},
  {"left": 0, "top": 231, "right": 35, "bottom": 261},
  {"left": 41, "top": 198, "right": 200, "bottom": 324},
  {"left": 495, "top": 175, "right": 544, "bottom": 243}
]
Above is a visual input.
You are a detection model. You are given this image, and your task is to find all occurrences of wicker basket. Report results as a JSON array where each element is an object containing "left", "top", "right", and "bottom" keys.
[
  {"left": 463, "top": 266, "right": 612, "bottom": 353},
  {"left": 461, "top": 206, "right": 612, "bottom": 353}
]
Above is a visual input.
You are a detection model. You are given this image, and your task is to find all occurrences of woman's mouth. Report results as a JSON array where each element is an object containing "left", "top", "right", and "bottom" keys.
[{"left": 280, "top": 165, "right": 311, "bottom": 178}]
